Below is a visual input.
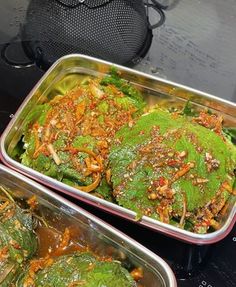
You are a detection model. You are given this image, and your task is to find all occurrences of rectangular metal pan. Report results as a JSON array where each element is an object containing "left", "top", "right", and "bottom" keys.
[
  {"left": 0, "top": 163, "right": 176, "bottom": 286},
  {"left": 0, "top": 54, "right": 235, "bottom": 244}
]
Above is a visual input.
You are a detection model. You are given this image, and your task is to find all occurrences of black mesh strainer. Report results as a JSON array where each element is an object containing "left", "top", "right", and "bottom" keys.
[{"left": 20, "top": 0, "right": 165, "bottom": 69}]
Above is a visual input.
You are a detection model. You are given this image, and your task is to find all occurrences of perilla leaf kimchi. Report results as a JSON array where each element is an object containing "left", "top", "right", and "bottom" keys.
[
  {"left": 16, "top": 252, "right": 137, "bottom": 287},
  {"left": 13, "top": 69, "right": 236, "bottom": 234},
  {"left": 0, "top": 186, "right": 139, "bottom": 286},
  {"left": 109, "top": 109, "right": 236, "bottom": 234},
  {"left": 0, "top": 186, "right": 38, "bottom": 286},
  {"left": 20, "top": 70, "right": 145, "bottom": 195}
]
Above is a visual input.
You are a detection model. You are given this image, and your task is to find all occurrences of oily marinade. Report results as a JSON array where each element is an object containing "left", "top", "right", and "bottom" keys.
[{"left": 0, "top": 186, "right": 139, "bottom": 287}]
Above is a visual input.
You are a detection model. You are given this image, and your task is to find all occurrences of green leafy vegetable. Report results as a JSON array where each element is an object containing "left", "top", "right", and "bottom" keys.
[
  {"left": 17, "top": 70, "right": 146, "bottom": 195},
  {"left": 109, "top": 109, "right": 236, "bottom": 233},
  {"left": 181, "top": 100, "right": 198, "bottom": 117},
  {"left": 223, "top": 127, "right": 236, "bottom": 144},
  {"left": 0, "top": 259, "right": 21, "bottom": 287},
  {"left": 16, "top": 252, "right": 137, "bottom": 287},
  {"left": 0, "top": 188, "right": 38, "bottom": 263},
  {"left": 0, "top": 186, "right": 38, "bottom": 286},
  {"left": 100, "top": 67, "right": 146, "bottom": 111},
  {"left": 10, "top": 68, "right": 236, "bottom": 234}
]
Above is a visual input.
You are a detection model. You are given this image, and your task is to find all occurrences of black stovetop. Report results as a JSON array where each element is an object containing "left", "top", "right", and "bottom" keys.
[{"left": 0, "top": 40, "right": 235, "bottom": 287}]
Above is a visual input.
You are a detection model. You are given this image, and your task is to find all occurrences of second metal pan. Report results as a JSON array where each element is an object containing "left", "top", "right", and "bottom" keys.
[{"left": 0, "top": 163, "right": 177, "bottom": 286}]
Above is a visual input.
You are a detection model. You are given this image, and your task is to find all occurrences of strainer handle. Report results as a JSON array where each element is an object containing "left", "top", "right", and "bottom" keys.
[
  {"left": 55, "top": 0, "right": 87, "bottom": 8},
  {"left": 55, "top": 0, "right": 111, "bottom": 8},
  {"left": 1, "top": 37, "right": 35, "bottom": 69},
  {"left": 144, "top": 1, "right": 166, "bottom": 29},
  {"left": 151, "top": 0, "right": 181, "bottom": 11}
]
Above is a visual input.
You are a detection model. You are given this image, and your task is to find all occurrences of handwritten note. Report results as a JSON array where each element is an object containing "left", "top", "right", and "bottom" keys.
[{"left": 136, "top": 1, "right": 236, "bottom": 102}]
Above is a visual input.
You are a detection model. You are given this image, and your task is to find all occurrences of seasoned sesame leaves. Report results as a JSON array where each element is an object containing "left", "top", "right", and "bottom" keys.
[
  {"left": 0, "top": 187, "right": 139, "bottom": 287},
  {"left": 16, "top": 252, "right": 137, "bottom": 287},
  {"left": 0, "top": 187, "right": 38, "bottom": 285},
  {"left": 20, "top": 72, "right": 145, "bottom": 196},
  {"left": 109, "top": 110, "right": 236, "bottom": 233},
  {"left": 12, "top": 69, "right": 236, "bottom": 234}
]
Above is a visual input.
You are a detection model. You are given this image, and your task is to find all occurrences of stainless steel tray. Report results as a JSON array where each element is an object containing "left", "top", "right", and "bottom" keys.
[
  {"left": 0, "top": 163, "right": 176, "bottom": 286},
  {"left": 0, "top": 54, "right": 235, "bottom": 244}
]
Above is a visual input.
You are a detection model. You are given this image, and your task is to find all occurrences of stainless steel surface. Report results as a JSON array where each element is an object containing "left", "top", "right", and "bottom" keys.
[
  {"left": 0, "top": 163, "right": 177, "bottom": 287},
  {"left": 0, "top": 54, "right": 235, "bottom": 244}
]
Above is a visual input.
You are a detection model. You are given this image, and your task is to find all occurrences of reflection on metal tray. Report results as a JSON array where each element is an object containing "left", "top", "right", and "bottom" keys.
[
  {"left": 0, "top": 54, "right": 235, "bottom": 244},
  {"left": 0, "top": 163, "right": 176, "bottom": 287}
]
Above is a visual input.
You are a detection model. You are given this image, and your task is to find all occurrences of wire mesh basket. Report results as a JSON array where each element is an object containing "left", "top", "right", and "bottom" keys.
[{"left": 21, "top": 0, "right": 164, "bottom": 69}]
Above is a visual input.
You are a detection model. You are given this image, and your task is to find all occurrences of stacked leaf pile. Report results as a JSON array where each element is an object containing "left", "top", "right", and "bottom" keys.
[
  {"left": 18, "top": 68, "right": 145, "bottom": 200},
  {"left": 110, "top": 110, "right": 236, "bottom": 233},
  {"left": 14, "top": 69, "right": 236, "bottom": 234},
  {"left": 0, "top": 186, "right": 37, "bottom": 286},
  {"left": 0, "top": 186, "right": 138, "bottom": 286}
]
